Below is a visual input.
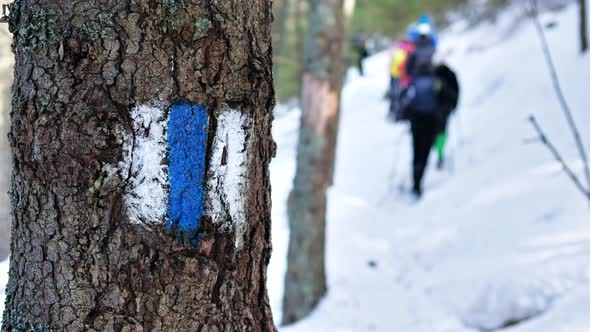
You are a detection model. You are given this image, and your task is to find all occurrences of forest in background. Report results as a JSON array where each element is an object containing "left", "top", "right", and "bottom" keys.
[{"left": 272, "top": 0, "right": 511, "bottom": 101}]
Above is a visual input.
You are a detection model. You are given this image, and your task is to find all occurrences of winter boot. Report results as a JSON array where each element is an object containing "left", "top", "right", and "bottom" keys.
[{"left": 411, "top": 185, "right": 423, "bottom": 200}]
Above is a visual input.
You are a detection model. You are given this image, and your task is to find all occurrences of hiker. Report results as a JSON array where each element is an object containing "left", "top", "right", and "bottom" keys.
[
  {"left": 399, "top": 20, "right": 440, "bottom": 198},
  {"left": 406, "top": 23, "right": 436, "bottom": 78},
  {"left": 387, "top": 37, "right": 415, "bottom": 120},
  {"left": 353, "top": 32, "right": 369, "bottom": 76},
  {"left": 389, "top": 18, "right": 437, "bottom": 123},
  {"left": 433, "top": 64, "right": 460, "bottom": 169},
  {"left": 403, "top": 64, "right": 441, "bottom": 198}
]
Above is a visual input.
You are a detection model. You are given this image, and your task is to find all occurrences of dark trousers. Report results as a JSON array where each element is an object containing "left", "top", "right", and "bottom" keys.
[
  {"left": 410, "top": 112, "right": 439, "bottom": 193},
  {"left": 357, "top": 48, "right": 368, "bottom": 75},
  {"left": 437, "top": 106, "right": 454, "bottom": 134},
  {"left": 389, "top": 78, "right": 400, "bottom": 113}
]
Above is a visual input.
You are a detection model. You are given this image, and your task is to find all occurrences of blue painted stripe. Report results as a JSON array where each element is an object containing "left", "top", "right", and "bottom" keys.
[{"left": 166, "top": 103, "right": 209, "bottom": 244}]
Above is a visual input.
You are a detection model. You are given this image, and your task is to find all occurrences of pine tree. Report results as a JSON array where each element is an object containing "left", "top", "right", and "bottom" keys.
[{"left": 2, "top": 0, "right": 276, "bottom": 330}]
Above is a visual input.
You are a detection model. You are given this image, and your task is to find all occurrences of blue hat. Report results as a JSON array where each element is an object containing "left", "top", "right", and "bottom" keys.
[{"left": 418, "top": 14, "right": 432, "bottom": 25}]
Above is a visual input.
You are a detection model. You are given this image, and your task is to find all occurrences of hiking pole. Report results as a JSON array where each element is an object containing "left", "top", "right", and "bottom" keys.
[
  {"left": 378, "top": 125, "right": 408, "bottom": 206},
  {"left": 451, "top": 113, "right": 462, "bottom": 174},
  {"left": 454, "top": 108, "right": 465, "bottom": 148}
]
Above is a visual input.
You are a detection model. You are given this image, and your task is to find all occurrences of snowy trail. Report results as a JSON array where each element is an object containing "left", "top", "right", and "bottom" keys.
[{"left": 269, "top": 3, "right": 590, "bottom": 332}]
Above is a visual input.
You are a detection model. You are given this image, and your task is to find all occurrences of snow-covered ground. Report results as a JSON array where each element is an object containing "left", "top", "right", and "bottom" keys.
[
  {"left": 268, "top": 2, "right": 590, "bottom": 332},
  {"left": 1, "top": 2, "right": 589, "bottom": 331}
]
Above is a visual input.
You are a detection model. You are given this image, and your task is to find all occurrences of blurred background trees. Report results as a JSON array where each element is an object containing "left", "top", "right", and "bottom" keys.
[
  {"left": 0, "top": 0, "right": 14, "bottom": 261},
  {"left": 272, "top": 0, "right": 511, "bottom": 103}
]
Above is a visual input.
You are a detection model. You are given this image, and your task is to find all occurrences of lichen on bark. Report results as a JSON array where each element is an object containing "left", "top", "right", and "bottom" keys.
[{"left": 2, "top": 0, "right": 276, "bottom": 330}]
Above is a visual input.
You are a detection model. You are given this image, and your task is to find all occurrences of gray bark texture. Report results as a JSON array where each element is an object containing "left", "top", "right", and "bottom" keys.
[
  {"left": 282, "top": 0, "right": 345, "bottom": 325},
  {"left": 2, "top": 0, "right": 277, "bottom": 331},
  {"left": 581, "top": 0, "right": 588, "bottom": 52}
]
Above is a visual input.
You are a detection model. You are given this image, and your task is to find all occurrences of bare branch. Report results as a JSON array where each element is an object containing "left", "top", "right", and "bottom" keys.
[
  {"left": 529, "top": 0, "right": 590, "bottom": 190},
  {"left": 529, "top": 115, "right": 590, "bottom": 201},
  {"left": 581, "top": 0, "right": 589, "bottom": 52}
]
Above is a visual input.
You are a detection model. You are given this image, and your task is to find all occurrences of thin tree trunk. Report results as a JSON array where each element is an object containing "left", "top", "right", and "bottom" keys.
[
  {"left": 344, "top": 0, "right": 356, "bottom": 24},
  {"left": 2, "top": 0, "right": 276, "bottom": 331},
  {"left": 327, "top": 0, "right": 355, "bottom": 186},
  {"left": 0, "top": 0, "right": 13, "bottom": 262},
  {"left": 581, "top": 0, "right": 588, "bottom": 52},
  {"left": 282, "top": 0, "right": 345, "bottom": 325},
  {"left": 274, "top": 0, "right": 292, "bottom": 81},
  {"left": 293, "top": 0, "right": 308, "bottom": 99}
]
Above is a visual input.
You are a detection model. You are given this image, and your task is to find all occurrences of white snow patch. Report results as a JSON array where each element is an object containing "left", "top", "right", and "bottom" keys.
[
  {"left": 504, "top": 284, "right": 590, "bottom": 332},
  {"left": 125, "top": 104, "right": 169, "bottom": 225},
  {"left": 207, "top": 110, "right": 250, "bottom": 248},
  {"left": 461, "top": 276, "right": 567, "bottom": 330}
]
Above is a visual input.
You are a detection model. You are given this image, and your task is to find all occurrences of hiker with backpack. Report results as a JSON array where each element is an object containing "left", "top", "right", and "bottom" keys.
[
  {"left": 387, "top": 36, "right": 415, "bottom": 120},
  {"left": 353, "top": 32, "right": 369, "bottom": 76},
  {"left": 388, "top": 18, "right": 438, "bottom": 123},
  {"left": 403, "top": 67, "right": 441, "bottom": 198},
  {"left": 399, "top": 19, "right": 460, "bottom": 198},
  {"left": 399, "top": 20, "right": 441, "bottom": 198}
]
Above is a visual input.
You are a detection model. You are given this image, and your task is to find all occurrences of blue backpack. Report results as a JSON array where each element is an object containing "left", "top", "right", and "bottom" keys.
[{"left": 408, "top": 74, "right": 439, "bottom": 113}]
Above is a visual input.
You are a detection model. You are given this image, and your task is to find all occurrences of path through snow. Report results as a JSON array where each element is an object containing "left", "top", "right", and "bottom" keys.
[{"left": 268, "top": 3, "right": 590, "bottom": 331}]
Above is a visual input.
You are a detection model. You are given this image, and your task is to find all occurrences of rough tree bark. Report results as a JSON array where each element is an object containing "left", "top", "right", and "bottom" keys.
[
  {"left": 2, "top": 0, "right": 276, "bottom": 331},
  {"left": 282, "top": 0, "right": 345, "bottom": 325},
  {"left": 581, "top": 0, "right": 588, "bottom": 52}
]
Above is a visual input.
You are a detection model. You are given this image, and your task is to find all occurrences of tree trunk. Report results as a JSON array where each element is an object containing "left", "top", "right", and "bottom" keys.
[
  {"left": 343, "top": 0, "right": 356, "bottom": 25},
  {"left": 2, "top": 0, "right": 276, "bottom": 331},
  {"left": 282, "top": 0, "right": 345, "bottom": 325},
  {"left": 293, "top": 0, "right": 308, "bottom": 100},
  {"left": 581, "top": 0, "right": 588, "bottom": 52}
]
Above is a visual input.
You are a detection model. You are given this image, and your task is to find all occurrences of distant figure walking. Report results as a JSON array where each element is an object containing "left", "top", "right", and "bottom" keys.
[
  {"left": 400, "top": 36, "right": 460, "bottom": 197},
  {"left": 400, "top": 18, "right": 440, "bottom": 198},
  {"left": 388, "top": 16, "right": 438, "bottom": 123},
  {"left": 387, "top": 37, "right": 415, "bottom": 120},
  {"left": 353, "top": 32, "right": 369, "bottom": 76}
]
